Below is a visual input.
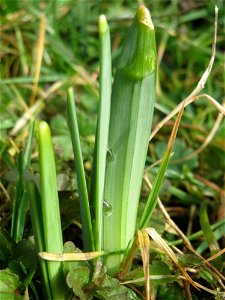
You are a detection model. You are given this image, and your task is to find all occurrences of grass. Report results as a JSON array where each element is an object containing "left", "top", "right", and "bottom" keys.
[{"left": 0, "top": 1, "right": 225, "bottom": 300}]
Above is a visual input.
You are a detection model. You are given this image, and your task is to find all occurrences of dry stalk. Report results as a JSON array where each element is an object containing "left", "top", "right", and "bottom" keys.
[{"left": 29, "top": 14, "right": 46, "bottom": 106}]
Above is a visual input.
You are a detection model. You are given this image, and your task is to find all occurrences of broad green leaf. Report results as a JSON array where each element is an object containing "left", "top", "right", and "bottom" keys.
[
  {"left": 102, "top": 4, "right": 157, "bottom": 276},
  {"left": 0, "top": 269, "right": 23, "bottom": 300},
  {"left": 66, "top": 266, "right": 90, "bottom": 299},
  {"left": 95, "top": 275, "right": 140, "bottom": 300},
  {"left": 38, "top": 121, "right": 66, "bottom": 299}
]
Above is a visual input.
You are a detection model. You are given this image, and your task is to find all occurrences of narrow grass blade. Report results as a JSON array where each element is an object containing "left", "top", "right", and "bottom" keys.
[
  {"left": 14, "top": 185, "right": 29, "bottom": 242},
  {"left": 38, "top": 121, "right": 65, "bottom": 299},
  {"left": 196, "top": 225, "right": 225, "bottom": 254},
  {"left": 11, "top": 151, "right": 24, "bottom": 242},
  {"left": 11, "top": 120, "right": 35, "bottom": 243},
  {"left": 23, "top": 119, "right": 35, "bottom": 170},
  {"left": 28, "top": 180, "right": 52, "bottom": 300},
  {"left": 28, "top": 181, "right": 45, "bottom": 253},
  {"left": 169, "top": 218, "right": 225, "bottom": 247},
  {"left": 139, "top": 104, "right": 184, "bottom": 229},
  {"left": 90, "top": 15, "right": 112, "bottom": 251},
  {"left": 15, "top": 26, "right": 28, "bottom": 76},
  {"left": 102, "top": 5, "right": 157, "bottom": 275},
  {"left": 67, "top": 88, "right": 94, "bottom": 251},
  {"left": 199, "top": 203, "right": 221, "bottom": 267}
]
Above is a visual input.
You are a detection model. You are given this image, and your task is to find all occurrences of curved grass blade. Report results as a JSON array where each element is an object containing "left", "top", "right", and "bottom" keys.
[
  {"left": 67, "top": 88, "right": 94, "bottom": 252},
  {"left": 90, "top": 15, "right": 112, "bottom": 251},
  {"left": 38, "top": 121, "right": 65, "bottom": 299}
]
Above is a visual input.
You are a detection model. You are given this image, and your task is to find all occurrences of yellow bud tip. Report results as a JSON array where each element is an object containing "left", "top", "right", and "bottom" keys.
[
  {"left": 137, "top": 5, "right": 154, "bottom": 29},
  {"left": 99, "top": 14, "right": 108, "bottom": 33},
  {"left": 39, "top": 121, "right": 49, "bottom": 132}
]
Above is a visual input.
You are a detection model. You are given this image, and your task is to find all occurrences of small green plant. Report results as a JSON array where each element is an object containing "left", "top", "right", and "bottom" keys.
[
  {"left": 31, "top": 4, "right": 165, "bottom": 297},
  {"left": 67, "top": 4, "right": 159, "bottom": 277}
]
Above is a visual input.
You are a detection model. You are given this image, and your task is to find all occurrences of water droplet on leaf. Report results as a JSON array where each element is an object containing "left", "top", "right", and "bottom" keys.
[
  {"left": 103, "top": 200, "right": 112, "bottom": 217},
  {"left": 106, "top": 147, "right": 115, "bottom": 162}
]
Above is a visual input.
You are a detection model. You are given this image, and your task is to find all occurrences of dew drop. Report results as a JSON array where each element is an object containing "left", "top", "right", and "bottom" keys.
[
  {"left": 106, "top": 147, "right": 115, "bottom": 162},
  {"left": 103, "top": 200, "right": 112, "bottom": 217}
]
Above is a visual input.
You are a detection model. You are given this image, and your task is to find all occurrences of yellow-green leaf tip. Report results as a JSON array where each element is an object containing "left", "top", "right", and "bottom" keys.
[
  {"left": 99, "top": 15, "right": 108, "bottom": 33},
  {"left": 39, "top": 121, "right": 49, "bottom": 134},
  {"left": 137, "top": 5, "right": 154, "bottom": 29}
]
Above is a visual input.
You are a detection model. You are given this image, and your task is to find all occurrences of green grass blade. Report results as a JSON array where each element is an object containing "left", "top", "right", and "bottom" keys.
[
  {"left": 15, "top": 26, "right": 28, "bottom": 76},
  {"left": 199, "top": 203, "right": 221, "bottom": 255},
  {"left": 139, "top": 105, "right": 184, "bottom": 229},
  {"left": 14, "top": 186, "right": 29, "bottom": 242},
  {"left": 67, "top": 88, "right": 94, "bottom": 252},
  {"left": 102, "top": 5, "right": 157, "bottom": 275},
  {"left": 11, "top": 150, "right": 24, "bottom": 242},
  {"left": 169, "top": 218, "right": 225, "bottom": 247},
  {"left": 38, "top": 121, "right": 65, "bottom": 299},
  {"left": 23, "top": 119, "right": 35, "bottom": 170},
  {"left": 90, "top": 15, "right": 112, "bottom": 251},
  {"left": 11, "top": 120, "right": 35, "bottom": 243},
  {"left": 196, "top": 224, "right": 225, "bottom": 254},
  {"left": 27, "top": 181, "right": 52, "bottom": 300}
]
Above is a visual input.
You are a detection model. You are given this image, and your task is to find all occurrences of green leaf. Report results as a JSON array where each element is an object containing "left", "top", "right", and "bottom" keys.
[
  {"left": 198, "top": 269, "right": 214, "bottom": 285},
  {"left": 0, "top": 228, "right": 13, "bottom": 267},
  {"left": 95, "top": 275, "right": 139, "bottom": 300},
  {"left": 38, "top": 121, "right": 66, "bottom": 299},
  {"left": 139, "top": 101, "right": 184, "bottom": 229},
  {"left": 90, "top": 14, "right": 112, "bottom": 251},
  {"left": 14, "top": 186, "right": 29, "bottom": 242},
  {"left": 102, "top": 4, "right": 157, "bottom": 276},
  {"left": 11, "top": 151, "right": 24, "bottom": 242},
  {"left": 28, "top": 181, "right": 51, "bottom": 299},
  {"left": 13, "top": 239, "right": 37, "bottom": 274},
  {"left": 23, "top": 120, "right": 35, "bottom": 170},
  {"left": 178, "top": 254, "right": 202, "bottom": 268},
  {"left": 150, "top": 260, "right": 171, "bottom": 276},
  {"left": 124, "top": 261, "right": 175, "bottom": 287},
  {"left": 66, "top": 266, "right": 90, "bottom": 300},
  {"left": 67, "top": 88, "right": 94, "bottom": 252},
  {"left": 0, "top": 269, "right": 23, "bottom": 300}
]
